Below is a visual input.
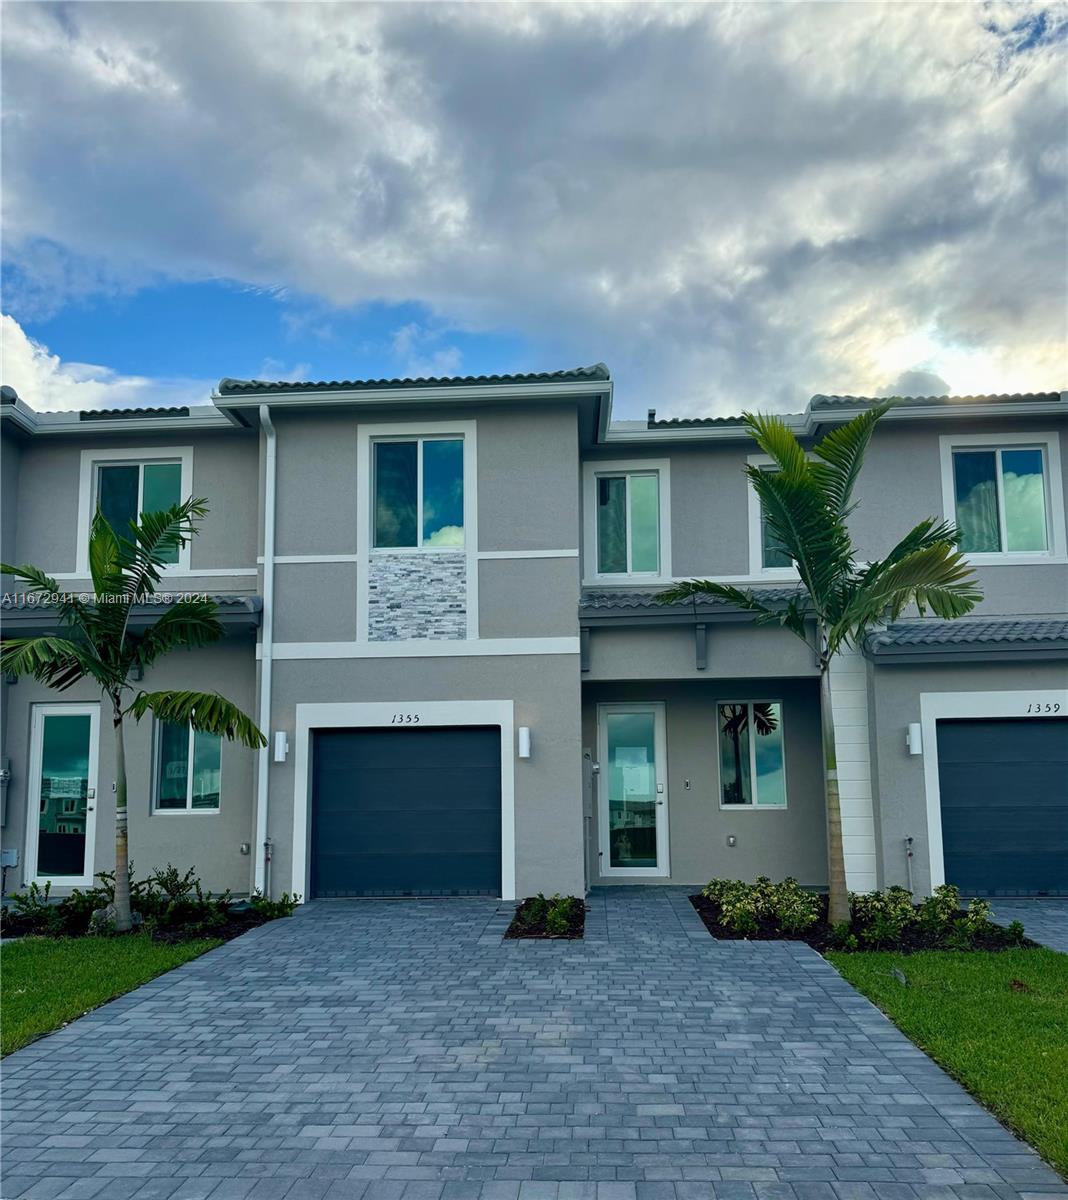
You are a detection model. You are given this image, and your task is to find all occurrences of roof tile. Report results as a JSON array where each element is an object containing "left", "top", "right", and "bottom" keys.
[{"left": 218, "top": 363, "right": 610, "bottom": 396}]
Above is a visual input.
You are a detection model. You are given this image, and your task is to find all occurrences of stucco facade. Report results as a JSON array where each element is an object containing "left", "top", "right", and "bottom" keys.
[{"left": 1, "top": 374, "right": 1065, "bottom": 901}]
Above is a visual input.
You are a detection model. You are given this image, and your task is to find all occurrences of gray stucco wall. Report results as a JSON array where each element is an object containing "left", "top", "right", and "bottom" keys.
[
  {"left": 10, "top": 429, "right": 259, "bottom": 585},
  {"left": 0, "top": 638, "right": 259, "bottom": 896},
  {"left": 869, "top": 657, "right": 1068, "bottom": 896},
  {"left": 851, "top": 418, "right": 1068, "bottom": 617},
  {"left": 581, "top": 678, "right": 827, "bottom": 888},
  {"left": 585, "top": 623, "right": 819, "bottom": 681},
  {"left": 265, "top": 653, "right": 584, "bottom": 900}
]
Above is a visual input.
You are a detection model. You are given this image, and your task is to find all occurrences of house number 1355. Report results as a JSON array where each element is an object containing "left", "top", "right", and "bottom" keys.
[{"left": 391, "top": 713, "right": 420, "bottom": 724}]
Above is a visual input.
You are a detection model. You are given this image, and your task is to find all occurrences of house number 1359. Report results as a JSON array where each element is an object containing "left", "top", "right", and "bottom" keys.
[
  {"left": 391, "top": 713, "right": 420, "bottom": 724},
  {"left": 1027, "top": 703, "right": 1061, "bottom": 713}
]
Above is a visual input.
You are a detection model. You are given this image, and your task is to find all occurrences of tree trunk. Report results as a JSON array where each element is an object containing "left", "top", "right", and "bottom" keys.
[
  {"left": 113, "top": 705, "right": 133, "bottom": 933},
  {"left": 819, "top": 663, "right": 850, "bottom": 926}
]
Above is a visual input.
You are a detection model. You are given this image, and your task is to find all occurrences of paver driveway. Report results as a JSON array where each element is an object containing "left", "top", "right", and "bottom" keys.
[
  {"left": 987, "top": 900, "right": 1068, "bottom": 954},
  {"left": 3, "top": 888, "right": 1066, "bottom": 1200}
]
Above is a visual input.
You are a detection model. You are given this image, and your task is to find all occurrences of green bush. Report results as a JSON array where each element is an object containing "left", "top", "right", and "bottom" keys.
[
  {"left": 510, "top": 893, "right": 583, "bottom": 937},
  {"left": 850, "top": 885, "right": 916, "bottom": 947},
  {"left": 249, "top": 891, "right": 300, "bottom": 920},
  {"left": 701, "top": 876, "right": 821, "bottom": 937}
]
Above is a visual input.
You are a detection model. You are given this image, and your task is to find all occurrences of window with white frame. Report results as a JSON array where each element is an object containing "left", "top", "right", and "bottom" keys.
[
  {"left": 96, "top": 460, "right": 183, "bottom": 558},
  {"left": 951, "top": 445, "right": 1051, "bottom": 555},
  {"left": 373, "top": 436, "right": 464, "bottom": 549},
  {"left": 155, "top": 723, "right": 222, "bottom": 812},
  {"left": 596, "top": 471, "right": 660, "bottom": 575},
  {"left": 717, "top": 701, "right": 787, "bottom": 807}
]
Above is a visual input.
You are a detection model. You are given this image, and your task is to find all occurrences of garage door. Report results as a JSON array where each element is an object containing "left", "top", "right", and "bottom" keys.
[
  {"left": 311, "top": 726, "right": 502, "bottom": 898},
  {"left": 937, "top": 717, "right": 1068, "bottom": 897}
]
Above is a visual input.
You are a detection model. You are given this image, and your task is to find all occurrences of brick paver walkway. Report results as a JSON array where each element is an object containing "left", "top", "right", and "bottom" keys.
[
  {"left": 3, "top": 888, "right": 1066, "bottom": 1200},
  {"left": 987, "top": 900, "right": 1068, "bottom": 954}
]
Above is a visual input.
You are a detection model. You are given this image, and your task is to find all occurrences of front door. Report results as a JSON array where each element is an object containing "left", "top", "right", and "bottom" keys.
[
  {"left": 27, "top": 704, "right": 100, "bottom": 887},
  {"left": 597, "top": 702, "right": 669, "bottom": 878}
]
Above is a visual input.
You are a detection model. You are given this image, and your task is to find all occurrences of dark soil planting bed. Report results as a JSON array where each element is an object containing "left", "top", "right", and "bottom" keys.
[
  {"left": 690, "top": 892, "right": 1037, "bottom": 954},
  {"left": 506, "top": 895, "right": 585, "bottom": 939}
]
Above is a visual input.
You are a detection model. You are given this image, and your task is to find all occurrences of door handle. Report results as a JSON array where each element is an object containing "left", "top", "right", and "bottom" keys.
[{"left": 87, "top": 806, "right": 95, "bottom": 812}]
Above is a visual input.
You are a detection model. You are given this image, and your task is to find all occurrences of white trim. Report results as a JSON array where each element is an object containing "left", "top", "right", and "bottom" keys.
[
  {"left": 46, "top": 568, "right": 258, "bottom": 581},
  {"left": 476, "top": 549, "right": 579, "bottom": 560},
  {"left": 255, "top": 406, "right": 277, "bottom": 894},
  {"left": 595, "top": 701, "right": 670, "bottom": 878},
  {"left": 919, "top": 688, "right": 1068, "bottom": 890},
  {"left": 582, "top": 458, "right": 672, "bottom": 585},
  {"left": 938, "top": 430, "right": 1066, "bottom": 564},
  {"left": 261, "top": 637, "right": 580, "bottom": 661},
  {"left": 746, "top": 455, "right": 802, "bottom": 580},
  {"left": 261, "top": 554, "right": 359, "bottom": 565},
  {"left": 356, "top": 420, "right": 478, "bottom": 642},
  {"left": 76, "top": 446, "right": 194, "bottom": 575},
  {"left": 829, "top": 648, "right": 878, "bottom": 893},
  {"left": 217, "top": 378, "right": 609, "bottom": 409},
  {"left": 25, "top": 703, "right": 101, "bottom": 888},
  {"left": 714, "top": 699, "right": 789, "bottom": 809},
  {"left": 291, "top": 700, "right": 516, "bottom": 900}
]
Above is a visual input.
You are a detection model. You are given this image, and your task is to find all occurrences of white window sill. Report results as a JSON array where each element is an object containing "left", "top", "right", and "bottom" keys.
[
  {"left": 963, "top": 554, "right": 1067, "bottom": 567},
  {"left": 152, "top": 809, "right": 221, "bottom": 816},
  {"left": 719, "top": 803, "right": 789, "bottom": 811},
  {"left": 370, "top": 546, "right": 466, "bottom": 555},
  {"left": 583, "top": 574, "right": 673, "bottom": 587}
]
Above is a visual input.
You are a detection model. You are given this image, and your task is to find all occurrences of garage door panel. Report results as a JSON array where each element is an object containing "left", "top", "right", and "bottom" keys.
[
  {"left": 937, "top": 717, "right": 1068, "bottom": 897},
  {"left": 311, "top": 726, "right": 503, "bottom": 898}
]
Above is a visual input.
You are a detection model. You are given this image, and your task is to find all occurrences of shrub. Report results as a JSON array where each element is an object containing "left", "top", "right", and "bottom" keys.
[
  {"left": 701, "top": 876, "right": 820, "bottom": 937},
  {"left": 249, "top": 891, "right": 300, "bottom": 920},
  {"left": 850, "top": 885, "right": 916, "bottom": 947},
  {"left": 917, "top": 884, "right": 962, "bottom": 936}
]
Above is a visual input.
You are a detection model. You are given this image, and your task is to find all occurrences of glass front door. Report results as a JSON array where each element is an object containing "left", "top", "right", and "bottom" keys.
[
  {"left": 598, "top": 704, "right": 668, "bottom": 876},
  {"left": 30, "top": 706, "right": 98, "bottom": 884}
]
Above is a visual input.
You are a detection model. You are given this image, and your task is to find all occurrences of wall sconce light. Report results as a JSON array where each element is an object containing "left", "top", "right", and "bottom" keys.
[
  {"left": 273, "top": 731, "right": 289, "bottom": 763},
  {"left": 906, "top": 723, "right": 923, "bottom": 755},
  {"left": 517, "top": 727, "right": 532, "bottom": 759}
]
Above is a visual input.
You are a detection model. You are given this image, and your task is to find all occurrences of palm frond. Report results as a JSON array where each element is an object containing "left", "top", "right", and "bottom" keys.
[
  {"left": 742, "top": 412, "right": 808, "bottom": 478},
  {"left": 656, "top": 579, "right": 778, "bottom": 619},
  {"left": 88, "top": 511, "right": 126, "bottom": 597},
  {"left": 0, "top": 636, "right": 101, "bottom": 690},
  {"left": 132, "top": 600, "right": 225, "bottom": 669},
  {"left": 831, "top": 542, "right": 981, "bottom": 651},
  {"left": 120, "top": 498, "right": 209, "bottom": 601},
  {"left": 126, "top": 689, "right": 266, "bottom": 748},
  {"left": 0, "top": 562, "right": 88, "bottom": 628},
  {"left": 810, "top": 402, "right": 892, "bottom": 516}
]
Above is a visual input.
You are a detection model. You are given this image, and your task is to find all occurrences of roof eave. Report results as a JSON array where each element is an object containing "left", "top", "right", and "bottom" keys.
[
  {"left": 216, "top": 378, "right": 611, "bottom": 410},
  {"left": 865, "top": 639, "right": 1068, "bottom": 664}
]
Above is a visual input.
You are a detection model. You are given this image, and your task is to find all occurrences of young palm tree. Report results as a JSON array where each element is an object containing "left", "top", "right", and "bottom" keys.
[
  {"left": 1, "top": 498, "right": 266, "bottom": 932},
  {"left": 658, "top": 404, "right": 982, "bottom": 925}
]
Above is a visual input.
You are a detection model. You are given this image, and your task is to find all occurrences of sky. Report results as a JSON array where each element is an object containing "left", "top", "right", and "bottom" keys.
[{"left": 2, "top": 1, "right": 1066, "bottom": 419}]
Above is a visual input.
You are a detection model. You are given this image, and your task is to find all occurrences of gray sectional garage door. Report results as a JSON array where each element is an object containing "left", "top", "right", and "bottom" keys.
[
  {"left": 311, "top": 726, "right": 502, "bottom": 898},
  {"left": 937, "top": 717, "right": 1068, "bottom": 897}
]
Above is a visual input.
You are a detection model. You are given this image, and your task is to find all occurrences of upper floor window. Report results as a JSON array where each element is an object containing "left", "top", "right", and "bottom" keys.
[
  {"left": 583, "top": 459, "right": 671, "bottom": 582},
  {"left": 77, "top": 447, "right": 193, "bottom": 576},
  {"left": 373, "top": 436, "right": 464, "bottom": 549},
  {"left": 940, "top": 433, "right": 1065, "bottom": 564},
  {"left": 155, "top": 722, "right": 221, "bottom": 813},
  {"left": 748, "top": 456, "right": 798, "bottom": 576},
  {"left": 98, "top": 461, "right": 182, "bottom": 561}
]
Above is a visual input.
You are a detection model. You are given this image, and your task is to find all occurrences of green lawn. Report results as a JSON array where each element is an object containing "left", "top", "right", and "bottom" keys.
[
  {"left": 1, "top": 933, "right": 221, "bottom": 1056},
  {"left": 829, "top": 948, "right": 1068, "bottom": 1177}
]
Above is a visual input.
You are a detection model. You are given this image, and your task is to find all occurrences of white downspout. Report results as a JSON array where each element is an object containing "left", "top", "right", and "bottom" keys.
[{"left": 254, "top": 403, "right": 276, "bottom": 896}]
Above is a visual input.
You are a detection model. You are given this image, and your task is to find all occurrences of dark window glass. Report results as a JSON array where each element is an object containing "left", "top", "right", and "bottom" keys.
[
  {"left": 953, "top": 451, "right": 1000, "bottom": 552},
  {"left": 597, "top": 476, "right": 628, "bottom": 573},
  {"left": 142, "top": 463, "right": 183, "bottom": 563},
  {"left": 157, "top": 722, "right": 190, "bottom": 810},
  {"left": 422, "top": 439, "right": 464, "bottom": 547},
  {"left": 374, "top": 442, "right": 418, "bottom": 547},
  {"left": 98, "top": 465, "right": 139, "bottom": 536}
]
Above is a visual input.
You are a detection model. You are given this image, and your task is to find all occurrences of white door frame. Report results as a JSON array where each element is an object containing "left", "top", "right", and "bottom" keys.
[
  {"left": 920, "top": 688, "right": 1068, "bottom": 889},
  {"left": 596, "top": 701, "right": 670, "bottom": 878},
  {"left": 292, "top": 699, "right": 516, "bottom": 900},
  {"left": 25, "top": 702, "right": 101, "bottom": 888}
]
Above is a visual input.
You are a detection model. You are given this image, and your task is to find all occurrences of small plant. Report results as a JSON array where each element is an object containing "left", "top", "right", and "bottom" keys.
[
  {"left": 699, "top": 876, "right": 820, "bottom": 937},
  {"left": 829, "top": 921, "right": 858, "bottom": 951},
  {"left": 917, "top": 883, "right": 962, "bottom": 936},
  {"left": 851, "top": 885, "right": 916, "bottom": 946},
  {"left": 1006, "top": 919, "right": 1026, "bottom": 945},
  {"left": 249, "top": 891, "right": 300, "bottom": 919},
  {"left": 506, "top": 893, "right": 584, "bottom": 939}
]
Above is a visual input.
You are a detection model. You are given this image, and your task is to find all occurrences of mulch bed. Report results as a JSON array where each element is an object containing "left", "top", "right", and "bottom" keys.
[
  {"left": 505, "top": 897, "right": 586, "bottom": 940},
  {"left": 689, "top": 893, "right": 1037, "bottom": 953},
  {"left": 1, "top": 906, "right": 279, "bottom": 944}
]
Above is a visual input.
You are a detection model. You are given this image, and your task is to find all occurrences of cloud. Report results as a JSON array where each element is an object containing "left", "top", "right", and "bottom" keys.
[
  {"left": 2, "top": 2, "right": 1065, "bottom": 416},
  {"left": 1, "top": 314, "right": 211, "bottom": 411}
]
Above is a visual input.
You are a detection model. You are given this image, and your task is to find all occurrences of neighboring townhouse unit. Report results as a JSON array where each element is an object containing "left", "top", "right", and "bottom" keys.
[{"left": 2, "top": 373, "right": 1066, "bottom": 904}]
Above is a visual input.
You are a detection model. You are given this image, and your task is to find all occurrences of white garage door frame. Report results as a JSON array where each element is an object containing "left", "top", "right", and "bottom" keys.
[
  {"left": 292, "top": 700, "right": 516, "bottom": 900},
  {"left": 920, "top": 688, "right": 1068, "bottom": 889}
]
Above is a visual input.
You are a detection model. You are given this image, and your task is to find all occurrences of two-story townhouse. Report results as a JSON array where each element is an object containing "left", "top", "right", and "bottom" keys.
[{"left": 2, "top": 373, "right": 1065, "bottom": 904}]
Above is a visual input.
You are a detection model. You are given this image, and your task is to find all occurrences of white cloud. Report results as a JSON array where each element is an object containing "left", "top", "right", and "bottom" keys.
[
  {"left": 1, "top": 315, "right": 211, "bottom": 411},
  {"left": 2, "top": 2, "right": 1065, "bottom": 415}
]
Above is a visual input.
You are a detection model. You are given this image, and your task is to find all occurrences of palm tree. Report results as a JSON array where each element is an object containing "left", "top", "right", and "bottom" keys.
[
  {"left": 658, "top": 404, "right": 981, "bottom": 925},
  {"left": 1, "top": 498, "right": 266, "bottom": 932}
]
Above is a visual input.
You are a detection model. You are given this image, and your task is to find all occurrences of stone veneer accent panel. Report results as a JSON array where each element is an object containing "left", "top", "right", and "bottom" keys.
[{"left": 368, "top": 551, "right": 466, "bottom": 641}]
